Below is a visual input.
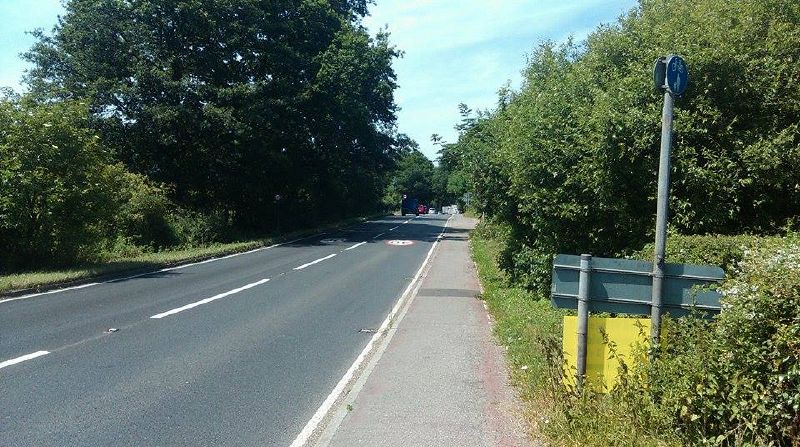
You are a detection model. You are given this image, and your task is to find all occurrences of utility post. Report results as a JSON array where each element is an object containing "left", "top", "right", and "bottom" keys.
[
  {"left": 576, "top": 254, "right": 592, "bottom": 390},
  {"left": 651, "top": 55, "right": 688, "bottom": 346},
  {"left": 274, "top": 194, "right": 282, "bottom": 233}
]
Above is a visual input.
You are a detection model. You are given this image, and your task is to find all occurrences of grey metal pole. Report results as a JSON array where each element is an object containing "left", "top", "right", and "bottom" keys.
[
  {"left": 576, "top": 254, "right": 591, "bottom": 389},
  {"left": 651, "top": 91, "right": 674, "bottom": 346}
]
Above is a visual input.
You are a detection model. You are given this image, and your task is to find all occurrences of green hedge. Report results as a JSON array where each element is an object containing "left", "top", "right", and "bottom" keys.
[
  {"left": 649, "top": 234, "right": 800, "bottom": 445},
  {"left": 630, "top": 233, "right": 788, "bottom": 273},
  {"left": 547, "top": 233, "right": 800, "bottom": 446},
  {"left": 0, "top": 97, "right": 228, "bottom": 271},
  {"left": 444, "top": 0, "right": 800, "bottom": 294}
]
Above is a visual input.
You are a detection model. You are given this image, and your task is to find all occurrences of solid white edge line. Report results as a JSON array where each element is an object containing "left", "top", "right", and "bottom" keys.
[
  {"left": 288, "top": 215, "right": 451, "bottom": 447},
  {"left": 314, "top": 234, "right": 438, "bottom": 447},
  {"left": 344, "top": 242, "right": 366, "bottom": 251},
  {"left": 0, "top": 282, "right": 101, "bottom": 304},
  {"left": 150, "top": 278, "right": 270, "bottom": 319},
  {"left": 293, "top": 254, "right": 337, "bottom": 271},
  {"left": 0, "top": 350, "right": 50, "bottom": 369}
]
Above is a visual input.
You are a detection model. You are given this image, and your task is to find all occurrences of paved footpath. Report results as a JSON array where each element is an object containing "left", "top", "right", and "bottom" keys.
[{"left": 320, "top": 215, "right": 529, "bottom": 447}]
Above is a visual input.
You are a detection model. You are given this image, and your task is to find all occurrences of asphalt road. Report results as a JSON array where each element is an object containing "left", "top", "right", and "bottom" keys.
[{"left": 0, "top": 214, "right": 449, "bottom": 446}]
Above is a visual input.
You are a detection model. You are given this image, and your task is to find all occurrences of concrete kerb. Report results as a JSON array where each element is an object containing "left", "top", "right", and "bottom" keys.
[{"left": 289, "top": 215, "right": 452, "bottom": 447}]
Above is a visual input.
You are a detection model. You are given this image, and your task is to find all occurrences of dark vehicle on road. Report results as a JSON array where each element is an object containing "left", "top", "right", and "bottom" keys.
[{"left": 401, "top": 196, "right": 419, "bottom": 216}]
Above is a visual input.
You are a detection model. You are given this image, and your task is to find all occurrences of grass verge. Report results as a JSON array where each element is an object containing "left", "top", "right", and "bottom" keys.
[
  {"left": 469, "top": 226, "right": 564, "bottom": 443},
  {"left": 470, "top": 224, "right": 681, "bottom": 447},
  {"left": 0, "top": 214, "right": 384, "bottom": 296}
]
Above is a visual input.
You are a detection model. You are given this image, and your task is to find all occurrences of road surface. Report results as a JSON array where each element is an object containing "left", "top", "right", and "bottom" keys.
[{"left": 0, "top": 215, "right": 449, "bottom": 446}]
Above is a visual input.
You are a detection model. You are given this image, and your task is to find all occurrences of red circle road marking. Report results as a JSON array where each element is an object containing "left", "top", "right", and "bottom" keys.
[{"left": 385, "top": 240, "right": 414, "bottom": 246}]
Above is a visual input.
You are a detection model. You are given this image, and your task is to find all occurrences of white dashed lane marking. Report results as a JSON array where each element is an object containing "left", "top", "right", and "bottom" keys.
[
  {"left": 150, "top": 279, "right": 270, "bottom": 319},
  {"left": 0, "top": 351, "right": 50, "bottom": 370},
  {"left": 293, "top": 254, "right": 338, "bottom": 271}
]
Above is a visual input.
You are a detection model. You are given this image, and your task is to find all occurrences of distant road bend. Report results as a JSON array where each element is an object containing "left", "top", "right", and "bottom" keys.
[{"left": 0, "top": 214, "right": 450, "bottom": 446}]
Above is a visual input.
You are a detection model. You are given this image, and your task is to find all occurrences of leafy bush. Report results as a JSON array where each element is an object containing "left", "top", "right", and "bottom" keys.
[
  {"left": 167, "top": 209, "right": 230, "bottom": 247},
  {"left": 703, "top": 236, "right": 800, "bottom": 444},
  {"left": 630, "top": 233, "right": 787, "bottom": 273},
  {"left": 555, "top": 235, "right": 800, "bottom": 446},
  {"left": 0, "top": 96, "right": 192, "bottom": 270},
  {"left": 444, "top": 0, "right": 800, "bottom": 292},
  {"left": 0, "top": 98, "right": 121, "bottom": 269},
  {"left": 111, "top": 169, "right": 177, "bottom": 249}
]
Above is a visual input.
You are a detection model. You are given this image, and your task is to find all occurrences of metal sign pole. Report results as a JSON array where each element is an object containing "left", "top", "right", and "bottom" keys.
[
  {"left": 576, "top": 254, "right": 591, "bottom": 389},
  {"left": 650, "top": 54, "right": 687, "bottom": 347},
  {"left": 651, "top": 91, "right": 673, "bottom": 346}
]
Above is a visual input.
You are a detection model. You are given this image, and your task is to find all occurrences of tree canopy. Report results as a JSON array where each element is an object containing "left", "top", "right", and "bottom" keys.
[
  {"left": 443, "top": 0, "right": 800, "bottom": 290},
  {"left": 2, "top": 0, "right": 405, "bottom": 270},
  {"left": 24, "top": 0, "right": 401, "bottom": 230}
]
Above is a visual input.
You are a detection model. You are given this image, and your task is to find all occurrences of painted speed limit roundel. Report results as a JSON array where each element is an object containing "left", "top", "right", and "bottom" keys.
[
  {"left": 320, "top": 238, "right": 346, "bottom": 244},
  {"left": 386, "top": 240, "right": 414, "bottom": 246}
]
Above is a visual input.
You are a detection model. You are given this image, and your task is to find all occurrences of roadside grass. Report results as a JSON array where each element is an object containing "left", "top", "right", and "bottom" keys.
[
  {"left": 470, "top": 224, "right": 681, "bottom": 447},
  {"left": 469, "top": 229, "right": 564, "bottom": 442},
  {"left": 0, "top": 214, "right": 384, "bottom": 296}
]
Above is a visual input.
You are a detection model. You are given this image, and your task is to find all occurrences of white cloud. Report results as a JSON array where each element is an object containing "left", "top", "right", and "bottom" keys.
[{"left": 364, "top": 0, "right": 637, "bottom": 159}]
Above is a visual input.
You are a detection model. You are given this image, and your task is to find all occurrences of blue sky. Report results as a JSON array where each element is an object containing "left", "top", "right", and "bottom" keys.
[
  {"left": 0, "top": 0, "right": 638, "bottom": 160},
  {"left": 362, "top": 0, "right": 638, "bottom": 159},
  {"left": 0, "top": 0, "right": 63, "bottom": 91}
]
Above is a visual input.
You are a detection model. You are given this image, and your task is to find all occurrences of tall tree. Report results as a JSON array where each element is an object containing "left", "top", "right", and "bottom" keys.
[
  {"left": 24, "top": 0, "right": 399, "bottom": 229},
  {"left": 445, "top": 0, "right": 800, "bottom": 290}
]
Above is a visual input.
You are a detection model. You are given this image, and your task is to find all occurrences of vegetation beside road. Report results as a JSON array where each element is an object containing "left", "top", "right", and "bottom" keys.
[
  {"left": 447, "top": 1, "right": 798, "bottom": 443},
  {"left": 473, "top": 223, "right": 800, "bottom": 446},
  {"left": 472, "top": 223, "right": 678, "bottom": 447},
  {"left": 1, "top": 0, "right": 406, "bottom": 275},
  {"left": 441, "top": 0, "right": 800, "bottom": 295}
]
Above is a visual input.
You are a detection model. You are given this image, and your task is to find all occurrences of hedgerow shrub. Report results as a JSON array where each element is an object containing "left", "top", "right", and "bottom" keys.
[
  {"left": 167, "top": 209, "right": 230, "bottom": 247},
  {"left": 589, "top": 236, "right": 800, "bottom": 445},
  {"left": 111, "top": 169, "right": 177, "bottom": 249},
  {"left": 654, "top": 235, "right": 800, "bottom": 445},
  {"left": 0, "top": 98, "right": 120, "bottom": 269},
  {"left": 704, "top": 236, "right": 800, "bottom": 444},
  {"left": 446, "top": 0, "right": 800, "bottom": 293},
  {"left": 631, "top": 233, "right": 787, "bottom": 272},
  {"left": 0, "top": 97, "right": 180, "bottom": 269}
]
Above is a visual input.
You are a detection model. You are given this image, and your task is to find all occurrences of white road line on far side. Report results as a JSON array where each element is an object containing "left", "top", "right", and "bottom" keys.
[
  {"left": 0, "top": 350, "right": 50, "bottom": 370},
  {"left": 388, "top": 226, "right": 400, "bottom": 231},
  {"left": 293, "top": 254, "right": 337, "bottom": 271},
  {"left": 1, "top": 232, "right": 320, "bottom": 306},
  {"left": 344, "top": 242, "right": 366, "bottom": 251},
  {"left": 372, "top": 232, "right": 385, "bottom": 239},
  {"left": 150, "top": 278, "right": 270, "bottom": 319},
  {"left": 288, "top": 215, "right": 452, "bottom": 447},
  {"left": 0, "top": 282, "right": 101, "bottom": 304}
]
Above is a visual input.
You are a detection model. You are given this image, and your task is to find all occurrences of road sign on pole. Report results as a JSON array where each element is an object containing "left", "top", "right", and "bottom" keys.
[
  {"left": 654, "top": 55, "right": 688, "bottom": 96},
  {"left": 650, "top": 55, "right": 688, "bottom": 346},
  {"left": 665, "top": 55, "right": 688, "bottom": 96},
  {"left": 551, "top": 254, "right": 724, "bottom": 315}
]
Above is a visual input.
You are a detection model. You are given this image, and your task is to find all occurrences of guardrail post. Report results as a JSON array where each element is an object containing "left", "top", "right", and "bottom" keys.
[{"left": 576, "top": 254, "right": 591, "bottom": 390}]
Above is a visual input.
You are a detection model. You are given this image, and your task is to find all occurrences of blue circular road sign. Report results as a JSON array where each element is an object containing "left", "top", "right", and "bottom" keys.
[{"left": 665, "top": 55, "right": 688, "bottom": 96}]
